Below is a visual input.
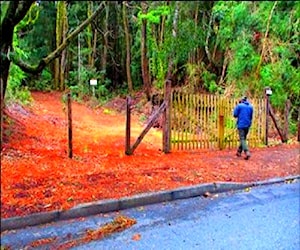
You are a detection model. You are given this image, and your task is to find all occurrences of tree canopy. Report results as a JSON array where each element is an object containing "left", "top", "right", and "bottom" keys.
[{"left": 1, "top": 1, "right": 299, "bottom": 118}]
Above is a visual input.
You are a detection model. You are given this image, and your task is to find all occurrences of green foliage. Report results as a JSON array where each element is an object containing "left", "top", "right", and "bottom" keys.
[
  {"left": 139, "top": 114, "right": 147, "bottom": 123},
  {"left": 6, "top": 64, "right": 33, "bottom": 105},
  {"left": 185, "top": 63, "right": 222, "bottom": 94},
  {"left": 227, "top": 40, "right": 260, "bottom": 81},
  {"left": 130, "top": 29, "right": 142, "bottom": 89},
  {"left": 68, "top": 66, "right": 110, "bottom": 103},
  {"left": 260, "top": 60, "right": 300, "bottom": 109},
  {"left": 137, "top": 5, "right": 170, "bottom": 24},
  {"left": 212, "top": 0, "right": 299, "bottom": 120},
  {"left": 6, "top": 0, "right": 299, "bottom": 132},
  {"left": 13, "top": 3, "right": 42, "bottom": 63},
  {"left": 30, "top": 70, "right": 53, "bottom": 91},
  {"left": 202, "top": 69, "right": 219, "bottom": 94}
]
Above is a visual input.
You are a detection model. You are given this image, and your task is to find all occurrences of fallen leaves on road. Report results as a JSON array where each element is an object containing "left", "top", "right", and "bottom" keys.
[
  {"left": 57, "top": 215, "right": 136, "bottom": 249},
  {"left": 29, "top": 237, "right": 58, "bottom": 248},
  {"left": 132, "top": 233, "right": 141, "bottom": 241}
]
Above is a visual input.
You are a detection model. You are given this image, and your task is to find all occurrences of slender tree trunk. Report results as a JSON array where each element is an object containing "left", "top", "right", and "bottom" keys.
[
  {"left": 91, "top": 29, "right": 97, "bottom": 68},
  {"left": 55, "top": 1, "right": 68, "bottom": 91},
  {"left": 122, "top": 1, "right": 133, "bottom": 93},
  {"left": 205, "top": 11, "right": 213, "bottom": 65},
  {"left": 218, "top": 47, "right": 229, "bottom": 86},
  {"left": 87, "top": 1, "right": 93, "bottom": 67},
  {"left": 60, "top": 2, "right": 68, "bottom": 90},
  {"left": 159, "top": 15, "right": 165, "bottom": 47},
  {"left": 194, "top": 2, "right": 199, "bottom": 28},
  {"left": 141, "top": 1, "right": 151, "bottom": 101},
  {"left": 256, "top": 1, "right": 277, "bottom": 78},
  {"left": 78, "top": 33, "right": 81, "bottom": 83},
  {"left": 54, "top": 2, "right": 62, "bottom": 89},
  {"left": 158, "top": 2, "right": 167, "bottom": 47},
  {"left": 166, "top": 1, "right": 179, "bottom": 79},
  {"left": 101, "top": 2, "right": 109, "bottom": 82}
]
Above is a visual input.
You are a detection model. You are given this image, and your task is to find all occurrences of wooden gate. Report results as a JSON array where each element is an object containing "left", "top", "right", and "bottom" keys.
[{"left": 171, "top": 92, "right": 266, "bottom": 150}]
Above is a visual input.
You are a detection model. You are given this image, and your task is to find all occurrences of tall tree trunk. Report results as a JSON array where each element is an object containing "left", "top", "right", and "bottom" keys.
[
  {"left": 205, "top": 11, "right": 213, "bottom": 66},
  {"left": 158, "top": 1, "right": 168, "bottom": 48},
  {"left": 0, "top": 1, "right": 34, "bottom": 99},
  {"left": 91, "top": 29, "right": 97, "bottom": 68},
  {"left": 101, "top": 2, "right": 109, "bottom": 83},
  {"left": 167, "top": 1, "right": 179, "bottom": 78},
  {"left": 122, "top": 1, "right": 133, "bottom": 94},
  {"left": 87, "top": 1, "right": 93, "bottom": 67},
  {"left": 78, "top": 33, "right": 81, "bottom": 83},
  {"left": 0, "top": 1, "right": 35, "bottom": 151},
  {"left": 55, "top": 1, "right": 68, "bottom": 91},
  {"left": 141, "top": 1, "right": 151, "bottom": 101},
  {"left": 60, "top": 2, "right": 68, "bottom": 90},
  {"left": 54, "top": 2, "right": 61, "bottom": 89}
]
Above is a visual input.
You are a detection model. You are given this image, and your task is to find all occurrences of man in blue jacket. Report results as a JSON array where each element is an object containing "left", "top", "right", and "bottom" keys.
[{"left": 233, "top": 96, "right": 253, "bottom": 160}]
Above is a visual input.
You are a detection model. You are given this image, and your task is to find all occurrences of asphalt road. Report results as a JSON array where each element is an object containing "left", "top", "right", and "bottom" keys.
[{"left": 1, "top": 181, "right": 299, "bottom": 250}]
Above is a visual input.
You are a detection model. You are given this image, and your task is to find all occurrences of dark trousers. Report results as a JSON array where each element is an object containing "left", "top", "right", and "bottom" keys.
[{"left": 237, "top": 127, "right": 250, "bottom": 153}]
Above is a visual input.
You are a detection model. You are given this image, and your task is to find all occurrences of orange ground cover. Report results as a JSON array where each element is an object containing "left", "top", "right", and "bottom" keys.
[{"left": 1, "top": 91, "right": 299, "bottom": 218}]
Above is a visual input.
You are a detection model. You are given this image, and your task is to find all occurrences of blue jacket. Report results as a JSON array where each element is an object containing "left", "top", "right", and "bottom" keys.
[{"left": 233, "top": 101, "right": 253, "bottom": 129}]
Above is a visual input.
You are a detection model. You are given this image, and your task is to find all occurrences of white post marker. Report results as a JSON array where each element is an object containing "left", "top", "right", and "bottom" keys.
[
  {"left": 90, "top": 79, "right": 97, "bottom": 96},
  {"left": 265, "top": 87, "right": 272, "bottom": 96}
]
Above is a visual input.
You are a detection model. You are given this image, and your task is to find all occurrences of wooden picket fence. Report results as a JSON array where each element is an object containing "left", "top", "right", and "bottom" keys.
[{"left": 171, "top": 91, "right": 266, "bottom": 150}]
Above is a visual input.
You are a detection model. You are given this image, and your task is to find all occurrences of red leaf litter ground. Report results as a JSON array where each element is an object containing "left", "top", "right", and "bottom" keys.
[{"left": 1, "top": 91, "right": 299, "bottom": 219}]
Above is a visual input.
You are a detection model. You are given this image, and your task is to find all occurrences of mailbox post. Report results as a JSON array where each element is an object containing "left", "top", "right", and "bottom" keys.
[
  {"left": 265, "top": 87, "right": 272, "bottom": 146},
  {"left": 89, "top": 79, "right": 97, "bottom": 97}
]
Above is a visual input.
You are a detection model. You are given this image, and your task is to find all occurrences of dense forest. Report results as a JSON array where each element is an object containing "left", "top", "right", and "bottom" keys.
[{"left": 1, "top": 1, "right": 299, "bottom": 132}]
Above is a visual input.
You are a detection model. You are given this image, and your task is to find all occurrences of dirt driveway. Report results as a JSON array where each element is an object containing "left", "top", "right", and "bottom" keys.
[{"left": 1, "top": 91, "right": 299, "bottom": 218}]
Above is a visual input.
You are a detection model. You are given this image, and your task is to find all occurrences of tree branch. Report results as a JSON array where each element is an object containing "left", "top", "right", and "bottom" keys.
[
  {"left": 13, "top": 1, "right": 35, "bottom": 26},
  {"left": 205, "top": 12, "right": 213, "bottom": 64},
  {"left": 10, "top": 2, "right": 105, "bottom": 74},
  {"left": 256, "top": 1, "right": 277, "bottom": 78}
]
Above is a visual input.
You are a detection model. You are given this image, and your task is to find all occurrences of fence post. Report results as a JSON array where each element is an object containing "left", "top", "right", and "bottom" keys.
[
  {"left": 67, "top": 92, "right": 73, "bottom": 159},
  {"left": 125, "top": 96, "right": 132, "bottom": 155},
  {"left": 218, "top": 98, "right": 225, "bottom": 149},
  {"left": 131, "top": 102, "right": 166, "bottom": 154},
  {"left": 163, "top": 79, "right": 171, "bottom": 153},
  {"left": 264, "top": 88, "right": 271, "bottom": 146}
]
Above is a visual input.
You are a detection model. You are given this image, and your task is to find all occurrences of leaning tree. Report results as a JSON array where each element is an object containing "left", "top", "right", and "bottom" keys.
[{"left": 0, "top": 1, "right": 105, "bottom": 99}]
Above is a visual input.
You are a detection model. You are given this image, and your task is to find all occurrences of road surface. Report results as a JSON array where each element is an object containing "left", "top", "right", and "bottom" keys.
[{"left": 1, "top": 181, "right": 299, "bottom": 250}]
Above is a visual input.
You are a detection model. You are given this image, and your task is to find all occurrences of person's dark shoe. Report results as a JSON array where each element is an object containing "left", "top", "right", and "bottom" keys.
[
  {"left": 236, "top": 151, "right": 242, "bottom": 157},
  {"left": 244, "top": 151, "right": 251, "bottom": 160}
]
